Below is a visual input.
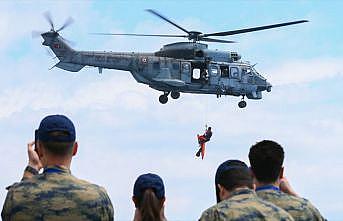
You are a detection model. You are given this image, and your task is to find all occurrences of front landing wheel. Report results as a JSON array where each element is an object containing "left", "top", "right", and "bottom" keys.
[{"left": 238, "top": 100, "right": 247, "bottom": 108}]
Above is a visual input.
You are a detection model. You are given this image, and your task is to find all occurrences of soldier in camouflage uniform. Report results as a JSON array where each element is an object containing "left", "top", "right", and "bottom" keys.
[
  {"left": 1, "top": 115, "right": 114, "bottom": 221},
  {"left": 249, "top": 140, "right": 326, "bottom": 221},
  {"left": 199, "top": 160, "right": 294, "bottom": 221}
]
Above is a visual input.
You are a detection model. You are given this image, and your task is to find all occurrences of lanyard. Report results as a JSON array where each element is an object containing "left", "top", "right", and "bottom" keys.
[{"left": 255, "top": 185, "right": 280, "bottom": 192}]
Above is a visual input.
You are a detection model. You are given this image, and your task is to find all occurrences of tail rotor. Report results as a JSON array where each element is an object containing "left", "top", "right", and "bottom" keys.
[
  {"left": 56, "top": 16, "right": 74, "bottom": 32},
  {"left": 32, "top": 11, "right": 74, "bottom": 39},
  {"left": 43, "top": 11, "right": 55, "bottom": 31}
]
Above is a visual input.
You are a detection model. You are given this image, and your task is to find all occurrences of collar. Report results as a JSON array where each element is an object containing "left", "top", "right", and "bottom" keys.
[
  {"left": 230, "top": 187, "right": 254, "bottom": 198},
  {"left": 43, "top": 165, "right": 71, "bottom": 174},
  {"left": 255, "top": 185, "right": 280, "bottom": 192}
]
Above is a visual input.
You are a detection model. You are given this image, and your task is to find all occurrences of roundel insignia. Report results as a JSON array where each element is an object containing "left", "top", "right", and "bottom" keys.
[{"left": 141, "top": 57, "right": 148, "bottom": 63}]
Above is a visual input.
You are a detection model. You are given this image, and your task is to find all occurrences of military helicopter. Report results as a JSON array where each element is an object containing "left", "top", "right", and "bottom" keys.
[{"left": 37, "top": 10, "right": 308, "bottom": 108}]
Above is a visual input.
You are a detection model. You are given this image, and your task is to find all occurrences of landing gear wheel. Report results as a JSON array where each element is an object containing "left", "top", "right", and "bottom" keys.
[
  {"left": 171, "top": 91, "right": 180, "bottom": 99},
  {"left": 238, "top": 100, "right": 247, "bottom": 108},
  {"left": 159, "top": 95, "right": 168, "bottom": 104}
]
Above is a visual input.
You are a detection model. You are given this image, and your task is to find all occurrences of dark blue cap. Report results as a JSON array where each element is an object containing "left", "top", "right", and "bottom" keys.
[
  {"left": 133, "top": 173, "right": 165, "bottom": 199},
  {"left": 215, "top": 160, "right": 249, "bottom": 183},
  {"left": 36, "top": 115, "right": 76, "bottom": 142},
  {"left": 215, "top": 160, "right": 250, "bottom": 203}
]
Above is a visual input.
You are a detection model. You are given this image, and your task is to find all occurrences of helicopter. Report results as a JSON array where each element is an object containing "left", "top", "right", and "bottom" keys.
[{"left": 37, "top": 10, "right": 308, "bottom": 108}]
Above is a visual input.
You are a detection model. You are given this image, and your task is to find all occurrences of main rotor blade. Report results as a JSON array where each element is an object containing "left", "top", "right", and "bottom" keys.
[
  {"left": 44, "top": 11, "right": 54, "bottom": 30},
  {"left": 90, "top": 33, "right": 187, "bottom": 38},
  {"left": 201, "top": 37, "right": 236, "bottom": 43},
  {"left": 56, "top": 17, "right": 74, "bottom": 32},
  {"left": 203, "top": 20, "right": 309, "bottom": 37},
  {"left": 146, "top": 9, "right": 190, "bottom": 34}
]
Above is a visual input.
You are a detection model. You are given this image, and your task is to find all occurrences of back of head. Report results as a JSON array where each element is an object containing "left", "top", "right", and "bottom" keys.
[
  {"left": 249, "top": 140, "right": 284, "bottom": 183},
  {"left": 215, "top": 160, "right": 253, "bottom": 202},
  {"left": 133, "top": 173, "right": 165, "bottom": 221},
  {"left": 36, "top": 114, "right": 76, "bottom": 157}
]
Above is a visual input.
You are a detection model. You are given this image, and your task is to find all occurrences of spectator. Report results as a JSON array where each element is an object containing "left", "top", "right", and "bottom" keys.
[
  {"left": 199, "top": 159, "right": 293, "bottom": 221},
  {"left": 249, "top": 140, "right": 325, "bottom": 221},
  {"left": 1, "top": 114, "right": 114, "bottom": 221},
  {"left": 132, "top": 173, "right": 167, "bottom": 221}
]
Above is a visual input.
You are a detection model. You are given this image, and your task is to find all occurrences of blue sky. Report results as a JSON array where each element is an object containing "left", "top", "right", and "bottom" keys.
[{"left": 1, "top": 1, "right": 343, "bottom": 220}]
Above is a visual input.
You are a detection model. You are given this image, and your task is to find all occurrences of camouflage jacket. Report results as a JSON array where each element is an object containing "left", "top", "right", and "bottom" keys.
[
  {"left": 1, "top": 165, "right": 114, "bottom": 221},
  {"left": 199, "top": 188, "right": 294, "bottom": 221},
  {"left": 256, "top": 186, "right": 325, "bottom": 221}
]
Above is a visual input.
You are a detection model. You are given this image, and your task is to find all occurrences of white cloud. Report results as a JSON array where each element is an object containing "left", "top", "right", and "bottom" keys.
[{"left": 266, "top": 58, "right": 343, "bottom": 85}]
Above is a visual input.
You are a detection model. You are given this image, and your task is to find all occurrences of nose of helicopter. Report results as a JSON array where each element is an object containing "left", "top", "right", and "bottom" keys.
[{"left": 266, "top": 81, "right": 272, "bottom": 92}]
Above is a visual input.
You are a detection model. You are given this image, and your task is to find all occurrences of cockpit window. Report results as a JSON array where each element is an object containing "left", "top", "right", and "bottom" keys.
[{"left": 242, "top": 67, "right": 252, "bottom": 74}]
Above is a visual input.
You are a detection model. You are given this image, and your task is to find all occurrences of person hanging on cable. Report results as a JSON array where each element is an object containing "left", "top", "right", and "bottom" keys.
[{"left": 196, "top": 126, "right": 212, "bottom": 159}]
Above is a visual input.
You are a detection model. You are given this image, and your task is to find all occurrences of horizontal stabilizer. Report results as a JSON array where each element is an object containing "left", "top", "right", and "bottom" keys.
[
  {"left": 153, "top": 78, "right": 186, "bottom": 87},
  {"left": 56, "top": 62, "right": 84, "bottom": 72}
]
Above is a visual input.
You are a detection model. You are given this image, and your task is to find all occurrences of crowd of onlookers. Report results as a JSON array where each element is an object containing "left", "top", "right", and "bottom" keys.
[{"left": 1, "top": 114, "right": 326, "bottom": 221}]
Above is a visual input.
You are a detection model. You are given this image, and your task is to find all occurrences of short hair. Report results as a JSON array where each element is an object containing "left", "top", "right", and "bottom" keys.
[
  {"left": 249, "top": 140, "right": 284, "bottom": 183},
  {"left": 40, "top": 131, "right": 74, "bottom": 156}
]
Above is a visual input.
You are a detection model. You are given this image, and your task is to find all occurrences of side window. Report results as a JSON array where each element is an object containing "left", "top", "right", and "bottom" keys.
[
  {"left": 230, "top": 67, "right": 240, "bottom": 79},
  {"left": 221, "top": 67, "right": 229, "bottom": 77},
  {"left": 153, "top": 61, "right": 160, "bottom": 70},
  {"left": 210, "top": 66, "right": 219, "bottom": 76},
  {"left": 182, "top": 63, "right": 190, "bottom": 73},
  {"left": 172, "top": 62, "right": 180, "bottom": 70}
]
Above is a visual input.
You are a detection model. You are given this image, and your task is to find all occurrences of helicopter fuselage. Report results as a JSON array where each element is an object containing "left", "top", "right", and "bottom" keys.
[
  {"left": 42, "top": 32, "right": 272, "bottom": 107},
  {"left": 38, "top": 10, "right": 310, "bottom": 107}
]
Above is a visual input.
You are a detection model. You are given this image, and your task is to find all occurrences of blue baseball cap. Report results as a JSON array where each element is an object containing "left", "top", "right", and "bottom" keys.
[
  {"left": 36, "top": 115, "right": 76, "bottom": 142},
  {"left": 133, "top": 173, "right": 165, "bottom": 199}
]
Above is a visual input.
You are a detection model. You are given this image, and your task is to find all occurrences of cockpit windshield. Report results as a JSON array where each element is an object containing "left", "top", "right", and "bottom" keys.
[
  {"left": 241, "top": 66, "right": 253, "bottom": 75},
  {"left": 241, "top": 65, "right": 266, "bottom": 80}
]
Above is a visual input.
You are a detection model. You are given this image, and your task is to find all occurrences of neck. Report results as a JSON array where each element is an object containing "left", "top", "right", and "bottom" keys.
[
  {"left": 254, "top": 180, "right": 279, "bottom": 188},
  {"left": 221, "top": 186, "right": 249, "bottom": 201},
  {"left": 43, "top": 156, "right": 72, "bottom": 169}
]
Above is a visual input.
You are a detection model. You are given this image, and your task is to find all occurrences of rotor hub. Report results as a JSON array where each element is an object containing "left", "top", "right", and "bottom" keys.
[{"left": 188, "top": 31, "right": 203, "bottom": 41}]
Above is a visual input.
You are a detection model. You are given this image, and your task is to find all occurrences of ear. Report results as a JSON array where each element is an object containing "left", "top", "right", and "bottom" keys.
[
  {"left": 36, "top": 141, "right": 44, "bottom": 158},
  {"left": 279, "top": 167, "right": 284, "bottom": 179},
  {"left": 217, "top": 184, "right": 223, "bottom": 192},
  {"left": 217, "top": 184, "right": 226, "bottom": 196},
  {"left": 249, "top": 167, "right": 258, "bottom": 185},
  {"left": 217, "top": 184, "right": 230, "bottom": 201},
  {"left": 72, "top": 142, "right": 78, "bottom": 156},
  {"left": 249, "top": 167, "right": 256, "bottom": 178},
  {"left": 132, "top": 196, "right": 138, "bottom": 208},
  {"left": 161, "top": 197, "right": 166, "bottom": 205}
]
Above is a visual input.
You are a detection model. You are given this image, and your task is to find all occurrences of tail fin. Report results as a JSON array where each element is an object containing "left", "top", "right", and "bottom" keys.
[
  {"left": 41, "top": 31, "right": 84, "bottom": 72},
  {"left": 41, "top": 31, "right": 74, "bottom": 62}
]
